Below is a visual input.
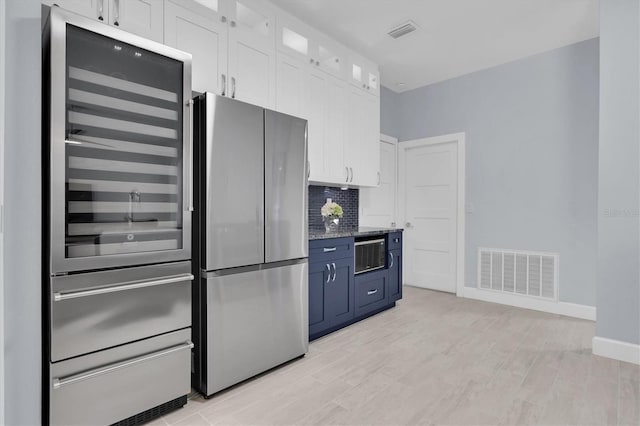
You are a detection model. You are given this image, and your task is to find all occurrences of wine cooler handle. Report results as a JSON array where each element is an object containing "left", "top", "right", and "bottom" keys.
[{"left": 186, "top": 99, "right": 194, "bottom": 212}]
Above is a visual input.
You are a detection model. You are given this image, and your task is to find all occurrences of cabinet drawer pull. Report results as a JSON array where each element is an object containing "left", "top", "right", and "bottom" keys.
[
  {"left": 332, "top": 263, "right": 336, "bottom": 282},
  {"left": 323, "top": 247, "right": 337, "bottom": 252},
  {"left": 53, "top": 273, "right": 194, "bottom": 302},
  {"left": 52, "top": 341, "right": 194, "bottom": 390},
  {"left": 326, "top": 264, "right": 331, "bottom": 283},
  {"left": 367, "top": 289, "right": 378, "bottom": 295},
  {"left": 389, "top": 252, "right": 394, "bottom": 268}
]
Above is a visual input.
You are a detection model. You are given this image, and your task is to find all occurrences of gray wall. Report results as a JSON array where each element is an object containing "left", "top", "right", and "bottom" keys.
[
  {"left": 3, "top": 0, "right": 42, "bottom": 424},
  {"left": 383, "top": 38, "right": 600, "bottom": 306},
  {"left": 596, "top": 0, "right": 640, "bottom": 345},
  {"left": 380, "top": 85, "right": 402, "bottom": 137}
]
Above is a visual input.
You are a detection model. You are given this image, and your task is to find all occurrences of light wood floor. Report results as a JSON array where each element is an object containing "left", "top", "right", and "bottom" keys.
[{"left": 154, "top": 286, "right": 639, "bottom": 426}]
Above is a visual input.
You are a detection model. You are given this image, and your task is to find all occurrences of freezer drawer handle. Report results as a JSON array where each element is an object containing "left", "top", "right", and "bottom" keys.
[
  {"left": 53, "top": 273, "right": 194, "bottom": 302},
  {"left": 52, "top": 341, "right": 194, "bottom": 390}
]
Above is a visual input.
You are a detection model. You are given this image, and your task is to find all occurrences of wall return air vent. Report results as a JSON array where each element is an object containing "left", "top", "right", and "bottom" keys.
[
  {"left": 387, "top": 21, "right": 418, "bottom": 39},
  {"left": 478, "top": 248, "right": 558, "bottom": 301}
]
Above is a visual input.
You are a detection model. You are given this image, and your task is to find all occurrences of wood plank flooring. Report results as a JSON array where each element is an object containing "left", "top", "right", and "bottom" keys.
[{"left": 153, "top": 286, "right": 640, "bottom": 426}]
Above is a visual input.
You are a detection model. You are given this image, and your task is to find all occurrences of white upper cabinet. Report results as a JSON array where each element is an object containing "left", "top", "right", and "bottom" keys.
[
  {"left": 276, "top": 51, "right": 307, "bottom": 119},
  {"left": 348, "top": 53, "right": 380, "bottom": 97},
  {"left": 110, "top": 0, "right": 164, "bottom": 42},
  {"left": 164, "top": 0, "right": 228, "bottom": 95},
  {"left": 226, "top": 0, "right": 277, "bottom": 108},
  {"left": 46, "top": 0, "right": 164, "bottom": 42}
]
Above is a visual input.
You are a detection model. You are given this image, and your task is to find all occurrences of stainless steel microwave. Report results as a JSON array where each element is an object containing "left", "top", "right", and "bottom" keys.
[{"left": 355, "top": 238, "right": 386, "bottom": 274}]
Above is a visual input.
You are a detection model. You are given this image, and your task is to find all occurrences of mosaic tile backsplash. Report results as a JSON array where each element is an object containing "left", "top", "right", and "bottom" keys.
[{"left": 308, "top": 185, "right": 359, "bottom": 230}]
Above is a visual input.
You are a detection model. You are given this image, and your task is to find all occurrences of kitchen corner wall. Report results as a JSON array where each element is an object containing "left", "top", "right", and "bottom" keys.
[
  {"left": 596, "top": 0, "right": 640, "bottom": 346},
  {"left": 381, "top": 37, "right": 600, "bottom": 307},
  {"left": 3, "top": 1, "right": 42, "bottom": 425},
  {"left": 308, "top": 185, "right": 359, "bottom": 230}
]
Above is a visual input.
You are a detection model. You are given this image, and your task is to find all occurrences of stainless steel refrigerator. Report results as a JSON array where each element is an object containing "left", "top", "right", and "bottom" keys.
[
  {"left": 192, "top": 93, "right": 309, "bottom": 396},
  {"left": 43, "top": 6, "right": 194, "bottom": 425}
]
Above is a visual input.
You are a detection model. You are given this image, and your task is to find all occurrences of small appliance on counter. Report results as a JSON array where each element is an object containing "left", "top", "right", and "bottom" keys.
[
  {"left": 192, "top": 93, "right": 309, "bottom": 396},
  {"left": 43, "top": 6, "right": 193, "bottom": 425}
]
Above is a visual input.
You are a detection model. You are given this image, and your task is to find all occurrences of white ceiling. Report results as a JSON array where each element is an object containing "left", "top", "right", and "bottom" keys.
[{"left": 268, "top": 0, "right": 599, "bottom": 93}]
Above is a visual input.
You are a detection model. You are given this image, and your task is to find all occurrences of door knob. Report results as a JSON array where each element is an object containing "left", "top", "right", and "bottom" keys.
[{"left": 405, "top": 222, "right": 412, "bottom": 228}]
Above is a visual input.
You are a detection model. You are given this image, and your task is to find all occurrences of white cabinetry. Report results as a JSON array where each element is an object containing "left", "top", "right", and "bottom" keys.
[
  {"left": 46, "top": 0, "right": 164, "bottom": 42},
  {"left": 164, "top": 0, "right": 276, "bottom": 108}
]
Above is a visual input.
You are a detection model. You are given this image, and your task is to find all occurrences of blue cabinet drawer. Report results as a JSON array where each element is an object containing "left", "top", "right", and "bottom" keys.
[
  {"left": 387, "top": 232, "right": 403, "bottom": 251},
  {"left": 354, "top": 269, "right": 388, "bottom": 318},
  {"left": 309, "top": 237, "right": 354, "bottom": 262}
]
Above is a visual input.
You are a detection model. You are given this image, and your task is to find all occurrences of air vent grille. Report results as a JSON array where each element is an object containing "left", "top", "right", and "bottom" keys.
[
  {"left": 478, "top": 248, "right": 558, "bottom": 300},
  {"left": 387, "top": 21, "right": 418, "bottom": 39}
]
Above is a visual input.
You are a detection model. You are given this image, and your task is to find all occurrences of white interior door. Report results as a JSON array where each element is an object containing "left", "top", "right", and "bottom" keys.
[
  {"left": 360, "top": 135, "right": 397, "bottom": 228},
  {"left": 400, "top": 137, "right": 461, "bottom": 293}
]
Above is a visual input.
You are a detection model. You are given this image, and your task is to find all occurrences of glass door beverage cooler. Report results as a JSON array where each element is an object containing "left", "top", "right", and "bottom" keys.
[{"left": 43, "top": 6, "right": 193, "bottom": 425}]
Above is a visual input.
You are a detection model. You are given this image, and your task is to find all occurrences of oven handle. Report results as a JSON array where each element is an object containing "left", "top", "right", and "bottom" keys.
[
  {"left": 53, "top": 273, "right": 194, "bottom": 302},
  {"left": 52, "top": 341, "right": 194, "bottom": 389},
  {"left": 354, "top": 238, "right": 385, "bottom": 247}
]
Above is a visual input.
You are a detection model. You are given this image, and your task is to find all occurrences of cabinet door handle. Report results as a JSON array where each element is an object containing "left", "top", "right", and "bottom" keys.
[
  {"left": 230, "top": 20, "right": 237, "bottom": 28},
  {"left": 323, "top": 247, "right": 337, "bottom": 253},
  {"left": 97, "top": 0, "right": 104, "bottom": 20},
  {"left": 221, "top": 74, "right": 226, "bottom": 96},
  {"left": 326, "top": 264, "right": 331, "bottom": 283},
  {"left": 367, "top": 289, "right": 378, "bottom": 295},
  {"left": 377, "top": 171, "right": 381, "bottom": 185},
  {"left": 231, "top": 77, "right": 236, "bottom": 98},
  {"left": 332, "top": 263, "right": 336, "bottom": 282},
  {"left": 307, "top": 161, "right": 310, "bottom": 179},
  {"left": 221, "top": 16, "right": 227, "bottom": 23},
  {"left": 389, "top": 252, "right": 394, "bottom": 268},
  {"left": 345, "top": 166, "right": 349, "bottom": 183},
  {"left": 309, "top": 58, "right": 314, "bottom": 64},
  {"left": 113, "top": 0, "right": 120, "bottom": 26},
  {"left": 350, "top": 167, "right": 354, "bottom": 182}
]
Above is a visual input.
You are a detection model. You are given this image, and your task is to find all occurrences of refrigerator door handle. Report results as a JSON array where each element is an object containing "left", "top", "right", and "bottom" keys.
[
  {"left": 52, "top": 341, "right": 194, "bottom": 389},
  {"left": 186, "top": 99, "right": 194, "bottom": 212},
  {"left": 53, "top": 273, "right": 194, "bottom": 301}
]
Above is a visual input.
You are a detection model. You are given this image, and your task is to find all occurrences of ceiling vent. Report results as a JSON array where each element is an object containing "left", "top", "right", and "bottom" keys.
[{"left": 387, "top": 21, "right": 418, "bottom": 39}]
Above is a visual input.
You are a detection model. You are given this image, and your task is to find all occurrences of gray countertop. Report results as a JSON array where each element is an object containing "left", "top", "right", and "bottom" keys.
[{"left": 309, "top": 226, "right": 403, "bottom": 240}]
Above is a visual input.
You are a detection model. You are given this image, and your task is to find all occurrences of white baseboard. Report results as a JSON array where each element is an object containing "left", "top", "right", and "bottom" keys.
[
  {"left": 462, "top": 287, "right": 596, "bottom": 321},
  {"left": 593, "top": 336, "right": 640, "bottom": 365}
]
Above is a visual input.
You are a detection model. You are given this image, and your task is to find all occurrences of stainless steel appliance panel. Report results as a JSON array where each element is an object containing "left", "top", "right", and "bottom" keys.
[
  {"left": 264, "top": 110, "right": 308, "bottom": 263},
  {"left": 48, "top": 6, "right": 193, "bottom": 273},
  {"left": 50, "top": 261, "right": 192, "bottom": 361},
  {"left": 205, "top": 260, "right": 308, "bottom": 395},
  {"left": 50, "top": 329, "right": 192, "bottom": 426},
  {"left": 204, "top": 94, "right": 265, "bottom": 270}
]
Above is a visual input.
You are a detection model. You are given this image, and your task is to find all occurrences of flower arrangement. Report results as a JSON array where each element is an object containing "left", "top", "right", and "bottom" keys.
[
  {"left": 321, "top": 199, "right": 343, "bottom": 219},
  {"left": 321, "top": 199, "right": 343, "bottom": 232}
]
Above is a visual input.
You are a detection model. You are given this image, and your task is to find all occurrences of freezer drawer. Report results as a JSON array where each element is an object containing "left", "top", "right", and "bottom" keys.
[
  {"left": 50, "top": 329, "right": 192, "bottom": 426},
  {"left": 50, "top": 261, "right": 192, "bottom": 361},
  {"left": 204, "top": 259, "right": 308, "bottom": 395}
]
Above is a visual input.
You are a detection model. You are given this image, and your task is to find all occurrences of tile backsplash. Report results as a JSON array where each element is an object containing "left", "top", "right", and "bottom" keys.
[{"left": 308, "top": 185, "right": 359, "bottom": 229}]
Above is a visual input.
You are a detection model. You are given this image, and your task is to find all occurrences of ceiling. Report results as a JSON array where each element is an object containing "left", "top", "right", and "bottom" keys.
[{"left": 268, "top": 0, "right": 599, "bottom": 93}]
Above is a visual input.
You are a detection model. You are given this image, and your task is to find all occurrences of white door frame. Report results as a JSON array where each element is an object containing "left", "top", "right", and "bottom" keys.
[
  {"left": 398, "top": 132, "right": 466, "bottom": 297},
  {"left": 381, "top": 133, "right": 398, "bottom": 225},
  {"left": 0, "top": 0, "right": 5, "bottom": 422}
]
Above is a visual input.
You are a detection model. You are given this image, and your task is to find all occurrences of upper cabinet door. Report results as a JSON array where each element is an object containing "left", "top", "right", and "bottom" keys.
[
  {"left": 276, "top": 51, "right": 308, "bottom": 119},
  {"left": 313, "top": 36, "right": 346, "bottom": 80},
  {"left": 227, "top": 0, "right": 276, "bottom": 108},
  {"left": 306, "top": 66, "right": 330, "bottom": 183},
  {"left": 348, "top": 53, "right": 380, "bottom": 97},
  {"left": 164, "top": 0, "right": 228, "bottom": 95},
  {"left": 109, "top": 0, "right": 164, "bottom": 43},
  {"left": 44, "top": 0, "right": 108, "bottom": 22}
]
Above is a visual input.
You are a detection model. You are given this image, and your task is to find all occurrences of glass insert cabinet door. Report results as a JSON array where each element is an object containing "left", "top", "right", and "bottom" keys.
[{"left": 47, "top": 7, "right": 192, "bottom": 273}]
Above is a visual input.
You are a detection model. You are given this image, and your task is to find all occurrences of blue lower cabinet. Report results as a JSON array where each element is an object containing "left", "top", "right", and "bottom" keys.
[
  {"left": 354, "top": 269, "right": 389, "bottom": 318},
  {"left": 388, "top": 248, "right": 402, "bottom": 303},
  {"left": 308, "top": 257, "right": 354, "bottom": 337}
]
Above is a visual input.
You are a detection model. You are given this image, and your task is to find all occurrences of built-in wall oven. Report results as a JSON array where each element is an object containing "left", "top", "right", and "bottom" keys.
[
  {"left": 355, "top": 237, "right": 386, "bottom": 274},
  {"left": 43, "top": 6, "right": 193, "bottom": 425}
]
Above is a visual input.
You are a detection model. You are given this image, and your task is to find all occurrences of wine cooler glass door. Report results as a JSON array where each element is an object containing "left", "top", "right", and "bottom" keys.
[{"left": 49, "top": 8, "right": 192, "bottom": 273}]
